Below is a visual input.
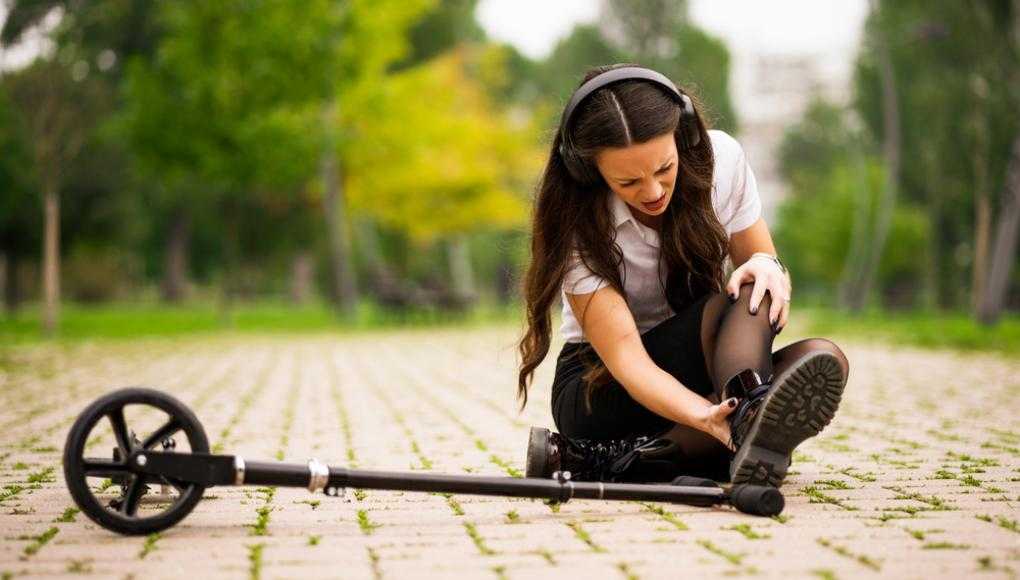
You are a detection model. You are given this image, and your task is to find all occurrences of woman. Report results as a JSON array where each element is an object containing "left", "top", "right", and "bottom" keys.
[{"left": 516, "top": 64, "right": 850, "bottom": 487}]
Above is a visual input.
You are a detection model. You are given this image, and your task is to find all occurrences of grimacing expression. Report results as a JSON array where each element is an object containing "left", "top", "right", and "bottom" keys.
[{"left": 594, "top": 132, "right": 679, "bottom": 226}]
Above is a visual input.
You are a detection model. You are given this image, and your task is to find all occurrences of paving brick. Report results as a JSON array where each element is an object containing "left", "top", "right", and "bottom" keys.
[{"left": 1, "top": 327, "right": 1018, "bottom": 578}]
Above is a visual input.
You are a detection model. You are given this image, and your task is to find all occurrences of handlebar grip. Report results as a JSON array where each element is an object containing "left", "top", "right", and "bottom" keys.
[{"left": 729, "top": 484, "right": 784, "bottom": 516}]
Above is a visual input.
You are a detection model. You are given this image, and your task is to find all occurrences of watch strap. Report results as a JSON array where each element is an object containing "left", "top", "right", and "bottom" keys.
[{"left": 750, "top": 252, "right": 787, "bottom": 275}]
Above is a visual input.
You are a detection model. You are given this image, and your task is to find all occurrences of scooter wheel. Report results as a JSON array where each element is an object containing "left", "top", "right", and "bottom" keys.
[{"left": 63, "top": 387, "right": 208, "bottom": 535}]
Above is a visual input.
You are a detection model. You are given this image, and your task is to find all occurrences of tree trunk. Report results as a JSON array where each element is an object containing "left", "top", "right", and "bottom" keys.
[
  {"left": 160, "top": 210, "right": 191, "bottom": 303},
  {"left": 289, "top": 252, "right": 314, "bottom": 304},
  {"left": 355, "top": 218, "right": 400, "bottom": 296},
  {"left": 217, "top": 203, "right": 242, "bottom": 326},
  {"left": 0, "top": 251, "right": 6, "bottom": 317},
  {"left": 848, "top": 12, "right": 900, "bottom": 313},
  {"left": 977, "top": 133, "right": 1020, "bottom": 324},
  {"left": 495, "top": 251, "right": 515, "bottom": 304},
  {"left": 838, "top": 136, "right": 873, "bottom": 310},
  {"left": 970, "top": 74, "right": 991, "bottom": 315},
  {"left": 321, "top": 112, "right": 358, "bottom": 313},
  {"left": 3, "top": 253, "right": 18, "bottom": 314},
  {"left": 447, "top": 234, "right": 477, "bottom": 305},
  {"left": 42, "top": 182, "right": 60, "bottom": 335},
  {"left": 921, "top": 147, "right": 942, "bottom": 311}
]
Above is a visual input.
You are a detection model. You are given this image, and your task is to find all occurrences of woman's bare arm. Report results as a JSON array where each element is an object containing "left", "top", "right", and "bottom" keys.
[{"left": 566, "top": 286, "right": 735, "bottom": 446}]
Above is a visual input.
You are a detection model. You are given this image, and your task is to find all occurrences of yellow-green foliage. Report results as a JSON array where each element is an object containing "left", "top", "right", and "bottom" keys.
[{"left": 345, "top": 46, "right": 544, "bottom": 242}]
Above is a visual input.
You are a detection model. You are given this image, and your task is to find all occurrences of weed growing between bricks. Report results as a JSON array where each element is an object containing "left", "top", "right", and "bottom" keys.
[
  {"left": 696, "top": 539, "right": 742, "bottom": 565},
  {"left": 53, "top": 507, "right": 78, "bottom": 523},
  {"left": 0, "top": 465, "right": 56, "bottom": 509},
  {"left": 800, "top": 484, "right": 858, "bottom": 511},
  {"left": 65, "top": 558, "right": 93, "bottom": 574},
  {"left": 725, "top": 523, "right": 770, "bottom": 540},
  {"left": 139, "top": 532, "right": 160, "bottom": 559},
  {"left": 976, "top": 514, "right": 1020, "bottom": 533},
  {"left": 357, "top": 509, "right": 381, "bottom": 534},
  {"left": 366, "top": 546, "right": 382, "bottom": 579},
  {"left": 463, "top": 522, "right": 496, "bottom": 555},
  {"left": 328, "top": 374, "right": 359, "bottom": 467},
  {"left": 617, "top": 562, "right": 639, "bottom": 580},
  {"left": 815, "top": 538, "right": 881, "bottom": 571},
  {"left": 247, "top": 543, "right": 265, "bottom": 580},
  {"left": 250, "top": 487, "right": 276, "bottom": 536},
  {"left": 275, "top": 377, "right": 301, "bottom": 460},
  {"left": 640, "top": 502, "right": 689, "bottom": 530},
  {"left": 19, "top": 526, "right": 58, "bottom": 559},
  {"left": 566, "top": 521, "right": 605, "bottom": 552}
]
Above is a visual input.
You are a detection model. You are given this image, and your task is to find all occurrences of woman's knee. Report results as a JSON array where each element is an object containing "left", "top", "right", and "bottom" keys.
[{"left": 734, "top": 282, "right": 773, "bottom": 318}]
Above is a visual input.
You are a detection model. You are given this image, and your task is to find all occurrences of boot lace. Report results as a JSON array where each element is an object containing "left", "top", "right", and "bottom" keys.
[{"left": 566, "top": 435, "right": 653, "bottom": 481}]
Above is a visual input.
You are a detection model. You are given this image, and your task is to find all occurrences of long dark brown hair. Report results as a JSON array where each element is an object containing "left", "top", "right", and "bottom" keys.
[{"left": 516, "top": 63, "right": 730, "bottom": 409}]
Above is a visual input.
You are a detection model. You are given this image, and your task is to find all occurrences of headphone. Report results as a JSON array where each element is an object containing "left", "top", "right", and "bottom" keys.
[{"left": 557, "top": 66, "right": 701, "bottom": 184}]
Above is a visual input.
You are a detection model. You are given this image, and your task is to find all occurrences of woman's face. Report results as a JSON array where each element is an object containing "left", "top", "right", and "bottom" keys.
[{"left": 594, "top": 132, "right": 679, "bottom": 226}]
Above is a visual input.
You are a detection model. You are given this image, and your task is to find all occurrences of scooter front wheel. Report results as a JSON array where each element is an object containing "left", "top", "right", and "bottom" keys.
[{"left": 62, "top": 387, "right": 209, "bottom": 535}]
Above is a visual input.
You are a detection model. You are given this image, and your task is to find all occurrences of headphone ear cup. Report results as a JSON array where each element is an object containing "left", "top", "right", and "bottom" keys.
[
  {"left": 677, "top": 93, "right": 701, "bottom": 150},
  {"left": 560, "top": 142, "right": 598, "bottom": 184}
]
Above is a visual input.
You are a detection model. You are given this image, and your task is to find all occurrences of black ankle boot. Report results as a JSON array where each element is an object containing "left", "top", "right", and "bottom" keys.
[
  {"left": 525, "top": 427, "right": 685, "bottom": 483},
  {"left": 723, "top": 369, "right": 774, "bottom": 450},
  {"left": 726, "top": 352, "right": 847, "bottom": 486}
]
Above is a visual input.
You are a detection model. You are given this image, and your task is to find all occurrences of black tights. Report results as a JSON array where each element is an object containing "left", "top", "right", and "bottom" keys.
[{"left": 660, "top": 283, "right": 850, "bottom": 460}]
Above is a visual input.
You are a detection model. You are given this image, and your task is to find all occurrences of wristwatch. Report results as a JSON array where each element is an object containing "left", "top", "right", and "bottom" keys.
[{"left": 750, "top": 252, "right": 787, "bottom": 275}]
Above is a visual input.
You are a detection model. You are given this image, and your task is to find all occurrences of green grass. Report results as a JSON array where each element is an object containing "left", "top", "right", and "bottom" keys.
[
  {"left": 0, "top": 299, "right": 522, "bottom": 344},
  {"left": 799, "top": 306, "right": 1020, "bottom": 354},
  {"left": 2, "top": 299, "right": 1017, "bottom": 356}
]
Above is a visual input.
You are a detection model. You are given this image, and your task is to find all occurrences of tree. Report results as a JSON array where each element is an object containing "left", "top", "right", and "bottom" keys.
[
  {"left": 2, "top": 57, "right": 105, "bottom": 333},
  {"left": 853, "top": 0, "right": 1019, "bottom": 315},
  {"left": 119, "top": 0, "right": 433, "bottom": 313},
  {"left": 344, "top": 47, "right": 542, "bottom": 304},
  {"left": 844, "top": 0, "right": 902, "bottom": 313},
  {"left": 976, "top": 2, "right": 1020, "bottom": 323},
  {"left": 0, "top": 84, "right": 37, "bottom": 313},
  {"left": 775, "top": 97, "right": 930, "bottom": 308},
  {"left": 2, "top": 0, "right": 168, "bottom": 319}
]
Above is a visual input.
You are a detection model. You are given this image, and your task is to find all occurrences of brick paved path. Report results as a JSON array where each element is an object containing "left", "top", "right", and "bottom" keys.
[{"left": 0, "top": 327, "right": 1018, "bottom": 579}]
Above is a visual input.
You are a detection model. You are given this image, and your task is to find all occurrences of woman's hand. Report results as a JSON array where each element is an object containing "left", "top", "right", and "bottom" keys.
[
  {"left": 693, "top": 398, "right": 739, "bottom": 451},
  {"left": 726, "top": 256, "right": 791, "bottom": 332}
]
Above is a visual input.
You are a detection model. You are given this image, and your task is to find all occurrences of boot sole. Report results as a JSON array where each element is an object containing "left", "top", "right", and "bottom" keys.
[
  {"left": 526, "top": 426, "right": 552, "bottom": 478},
  {"left": 730, "top": 350, "right": 846, "bottom": 487}
]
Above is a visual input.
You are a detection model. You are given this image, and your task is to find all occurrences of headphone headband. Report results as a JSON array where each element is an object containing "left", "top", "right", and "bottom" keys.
[
  {"left": 556, "top": 66, "right": 700, "bottom": 184},
  {"left": 559, "top": 66, "right": 682, "bottom": 140}
]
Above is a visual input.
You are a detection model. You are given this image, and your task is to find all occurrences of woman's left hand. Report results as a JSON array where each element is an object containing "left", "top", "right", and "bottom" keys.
[{"left": 725, "top": 256, "right": 791, "bottom": 332}]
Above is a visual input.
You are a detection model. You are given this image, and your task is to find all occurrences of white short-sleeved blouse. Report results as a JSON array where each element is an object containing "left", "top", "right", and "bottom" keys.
[{"left": 560, "top": 129, "right": 763, "bottom": 343}]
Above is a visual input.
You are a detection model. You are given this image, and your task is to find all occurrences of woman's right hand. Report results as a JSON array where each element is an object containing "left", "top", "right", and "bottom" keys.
[{"left": 695, "top": 398, "right": 739, "bottom": 451}]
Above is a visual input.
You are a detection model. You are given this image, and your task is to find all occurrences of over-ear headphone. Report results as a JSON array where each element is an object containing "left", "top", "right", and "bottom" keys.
[{"left": 557, "top": 66, "right": 701, "bottom": 184}]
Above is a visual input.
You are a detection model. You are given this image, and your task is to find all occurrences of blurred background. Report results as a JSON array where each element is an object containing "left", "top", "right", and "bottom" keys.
[{"left": 0, "top": 0, "right": 1017, "bottom": 351}]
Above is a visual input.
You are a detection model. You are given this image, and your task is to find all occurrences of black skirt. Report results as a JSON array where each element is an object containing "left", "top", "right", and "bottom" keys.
[{"left": 551, "top": 291, "right": 716, "bottom": 440}]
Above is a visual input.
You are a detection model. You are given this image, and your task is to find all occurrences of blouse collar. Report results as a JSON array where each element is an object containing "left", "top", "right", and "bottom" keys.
[{"left": 608, "top": 191, "right": 661, "bottom": 248}]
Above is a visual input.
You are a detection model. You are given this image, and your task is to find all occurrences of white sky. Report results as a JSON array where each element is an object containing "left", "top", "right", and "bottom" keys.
[
  {"left": 476, "top": 0, "right": 601, "bottom": 59},
  {"left": 477, "top": 0, "right": 869, "bottom": 59}
]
